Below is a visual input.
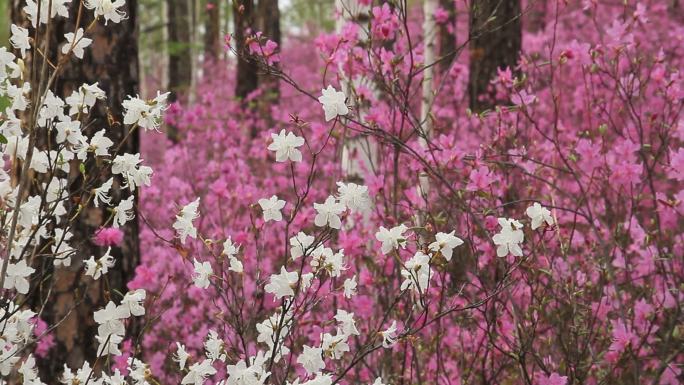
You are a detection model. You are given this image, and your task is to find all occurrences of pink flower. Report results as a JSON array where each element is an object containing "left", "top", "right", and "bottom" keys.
[
  {"left": 466, "top": 166, "right": 495, "bottom": 191},
  {"left": 93, "top": 227, "right": 124, "bottom": 247},
  {"left": 433, "top": 7, "right": 449, "bottom": 24},
  {"left": 538, "top": 372, "right": 568, "bottom": 385}
]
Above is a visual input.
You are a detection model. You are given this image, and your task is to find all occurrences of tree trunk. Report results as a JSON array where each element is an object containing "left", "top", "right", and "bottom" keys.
[
  {"left": 468, "top": 0, "right": 521, "bottom": 111},
  {"left": 167, "top": 0, "right": 193, "bottom": 140},
  {"left": 256, "top": 0, "right": 280, "bottom": 102},
  {"left": 11, "top": 0, "right": 141, "bottom": 377},
  {"left": 204, "top": 0, "right": 222, "bottom": 58},
  {"left": 438, "top": 0, "right": 456, "bottom": 72},
  {"left": 234, "top": 0, "right": 258, "bottom": 100}
]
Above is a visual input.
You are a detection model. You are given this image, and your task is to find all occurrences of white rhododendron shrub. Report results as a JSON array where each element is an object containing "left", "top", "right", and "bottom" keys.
[{"left": 0, "top": 0, "right": 164, "bottom": 383}]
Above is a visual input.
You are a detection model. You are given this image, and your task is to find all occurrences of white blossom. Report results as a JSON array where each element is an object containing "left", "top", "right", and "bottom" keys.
[
  {"left": 192, "top": 259, "right": 213, "bottom": 289},
  {"left": 268, "top": 129, "right": 305, "bottom": 162},
  {"left": 526, "top": 202, "right": 554, "bottom": 230},
  {"left": 3, "top": 260, "right": 35, "bottom": 294},
  {"left": 174, "top": 198, "right": 200, "bottom": 244},
  {"left": 375, "top": 224, "right": 408, "bottom": 254},
  {"left": 264, "top": 267, "right": 298, "bottom": 299},
  {"left": 258, "top": 195, "right": 286, "bottom": 222},
  {"left": 336, "top": 182, "right": 371, "bottom": 213},
  {"left": 318, "top": 85, "right": 349, "bottom": 121},
  {"left": 113, "top": 196, "right": 135, "bottom": 228},
  {"left": 313, "top": 195, "right": 345, "bottom": 229},
  {"left": 62, "top": 28, "right": 92, "bottom": 59},
  {"left": 492, "top": 218, "right": 525, "bottom": 257},
  {"left": 428, "top": 231, "right": 464, "bottom": 262},
  {"left": 85, "top": 0, "right": 127, "bottom": 24},
  {"left": 297, "top": 345, "right": 325, "bottom": 375},
  {"left": 10, "top": 24, "right": 30, "bottom": 58},
  {"left": 289, "top": 232, "right": 314, "bottom": 260}
]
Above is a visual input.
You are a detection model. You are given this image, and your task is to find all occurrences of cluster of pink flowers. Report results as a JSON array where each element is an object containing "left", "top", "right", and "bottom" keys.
[{"left": 132, "top": 1, "right": 683, "bottom": 385}]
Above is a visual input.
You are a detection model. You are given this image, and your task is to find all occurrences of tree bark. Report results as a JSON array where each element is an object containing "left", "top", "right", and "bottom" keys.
[
  {"left": 468, "top": 0, "right": 521, "bottom": 111},
  {"left": 11, "top": 0, "right": 140, "bottom": 378},
  {"left": 167, "top": 0, "right": 193, "bottom": 141},
  {"left": 256, "top": 0, "right": 280, "bottom": 101},
  {"left": 438, "top": 0, "right": 456, "bottom": 72},
  {"left": 234, "top": 0, "right": 258, "bottom": 100},
  {"left": 204, "top": 0, "right": 222, "bottom": 58}
]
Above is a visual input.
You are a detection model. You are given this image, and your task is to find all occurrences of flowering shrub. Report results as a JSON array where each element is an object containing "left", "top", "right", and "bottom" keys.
[
  {"left": 0, "top": 1, "right": 683, "bottom": 385},
  {"left": 133, "top": 2, "right": 684, "bottom": 385}
]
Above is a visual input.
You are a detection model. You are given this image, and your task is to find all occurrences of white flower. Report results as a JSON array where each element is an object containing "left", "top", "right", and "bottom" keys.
[
  {"left": 174, "top": 343, "right": 190, "bottom": 370},
  {"left": 334, "top": 309, "right": 359, "bottom": 336},
  {"left": 122, "top": 92, "right": 169, "bottom": 131},
  {"left": 174, "top": 198, "right": 200, "bottom": 244},
  {"left": 289, "top": 232, "right": 314, "bottom": 260},
  {"left": 10, "top": 25, "right": 30, "bottom": 58},
  {"left": 343, "top": 276, "right": 357, "bottom": 299},
  {"left": 375, "top": 224, "right": 408, "bottom": 254},
  {"left": 321, "top": 332, "right": 349, "bottom": 359},
  {"left": 89, "top": 129, "right": 114, "bottom": 156},
  {"left": 55, "top": 120, "right": 84, "bottom": 145},
  {"left": 228, "top": 256, "right": 243, "bottom": 274},
  {"left": 297, "top": 345, "right": 325, "bottom": 375},
  {"left": 400, "top": 251, "right": 431, "bottom": 294},
  {"left": 181, "top": 359, "right": 216, "bottom": 385},
  {"left": 121, "top": 289, "right": 146, "bottom": 317},
  {"left": 264, "top": 267, "right": 298, "bottom": 299},
  {"left": 96, "top": 332, "right": 123, "bottom": 356},
  {"left": 336, "top": 182, "right": 371, "bottom": 213},
  {"left": 84, "top": 247, "right": 115, "bottom": 280},
  {"left": 62, "top": 28, "right": 92, "bottom": 59},
  {"left": 3, "top": 260, "right": 35, "bottom": 294},
  {"left": 318, "top": 85, "right": 349, "bottom": 121},
  {"left": 66, "top": 82, "right": 105, "bottom": 115},
  {"left": 380, "top": 321, "right": 398, "bottom": 348},
  {"left": 258, "top": 195, "right": 286, "bottom": 222},
  {"left": 526, "top": 202, "right": 554, "bottom": 230},
  {"left": 428, "top": 231, "right": 464, "bottom": 262},
  {"left": 85, "top": 0, "right": 127, "bottom": 24},
  {"left": 24, "top": 0, "right": 70, "bottom": 27},
  {"left": 492, "top": 218, "right": 525, "bottom": 257},
  {"left": 205, "top": 330, "right": 226, "bottom": 362},
  {"left": 222, "top": 236, "right": 239, "bottom": 257},
  {"left": 372, "top": 378, "right": 386, "bottom": 385},
  {"left": 313, "top": 196, "right": 345, "bottom": 229},
  {"left": 192, "top": 259, "right": 213, "bottom": 289},
  {"left": 111, "top": 153, "right": 153, "bottom": 191},
  {"left": 113, "top": 196, "right": 135, "bottom": 228},
  {"left": 94, "top": 178, "right": 113, "bottom": 207},
  {"left": 93, "top": 301, "right": 128, "bottom": 337},
  {"left": 268, "top": 129, "right": 305, "bottom": 162}
]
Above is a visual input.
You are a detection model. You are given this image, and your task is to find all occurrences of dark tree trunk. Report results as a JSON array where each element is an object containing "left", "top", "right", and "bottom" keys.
[
  {"left": 256, "top": 0, "right": 280, "bottom": 101},
  {"left": 438, "top": 0, "right": 456, "bottom": 72},
  {"left": 468, "top": 0, "right": 521, "bottom": 111},
  {"left": 168, "top": 0, "right": 193, "bottom": 100},
  {"left": 167, "top": 0, "right": 193, "bottom": 141},
  {"left": 11, "top": 0, "right": 140, "bottom": 378},
  {"left": 204, "top": 0, "right": 222, "bottom": 58},
  {"left": 234, "top": 0, "right": 258, "bottom": 99}
]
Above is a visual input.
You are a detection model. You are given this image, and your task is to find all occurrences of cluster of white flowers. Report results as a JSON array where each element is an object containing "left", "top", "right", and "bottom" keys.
[
  {"left": 165, "top": 82, "right": 562, "bottom": 385},
  {"left": 0, "top": 3, "right": 171, "bottom": 383},
  {"left": 93, "top": 290, "right": 145, "bottom": 356}
]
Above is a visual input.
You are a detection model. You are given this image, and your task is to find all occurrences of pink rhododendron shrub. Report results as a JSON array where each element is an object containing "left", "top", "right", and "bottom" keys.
[{"left": 134, "top": 2, "right": 684, "bottom": 385}]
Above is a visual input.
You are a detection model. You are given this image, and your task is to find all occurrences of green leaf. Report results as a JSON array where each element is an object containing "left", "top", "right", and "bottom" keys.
[
  {"left": 0, "top": 134, "right": 7, "bottom": 144},
  {"left": 0, "top": 95, "right": 11, "bottom": 111}
]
